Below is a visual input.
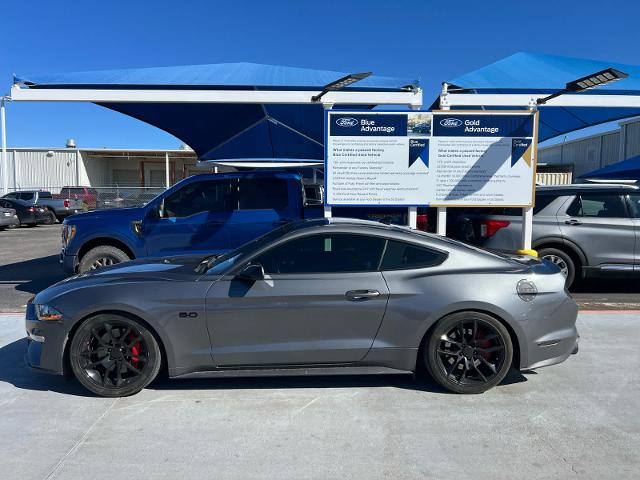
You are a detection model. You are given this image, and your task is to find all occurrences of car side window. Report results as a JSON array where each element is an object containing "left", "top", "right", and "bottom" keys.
[
  {"left": 566, "top": 194, "right": 628, "bottom": 218},
  {"left": 4, "top": 192, "right": 16, "bottom": 199},
  {"left": 19, "top": 192, "right": 34, "bottom": 201},
  {"left": 380, "top": 240, "right": 446, "bottom": 270},
  {"left": 254, "top": 233, "right": 386, "bottom": 274},
  {"left": 628, "top": 194, "right": 640, "bottom": 218},
  {"left": 163, "top": 180, "right": 233, "bottom": 218}
]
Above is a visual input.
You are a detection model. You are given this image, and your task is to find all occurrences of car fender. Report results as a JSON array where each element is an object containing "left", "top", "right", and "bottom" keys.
[
  {"left": 74, "top": 229, "right": 142, "bottom": 258},
  {"left": 413, "top": 300, "right": 527, "bottom": 367},
  {"left": 533, "top": 236, "right": 589, "bottom": 267}
]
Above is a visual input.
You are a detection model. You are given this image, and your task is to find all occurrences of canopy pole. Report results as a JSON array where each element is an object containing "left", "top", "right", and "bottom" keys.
[
  {"left": 521, "top": 99, "right": 538, "bottom": 252},
  {"left": 408, "top": 103, "right": 423, "bottom": 229},
  {"left": 165, "top": 152, "right": 170, "bottom": 190},
  {"left": 436, "top": 83, "right": 449, "bottom": 236},
  {"left": 323, "top": 103, "right": 333, "bottom": 219},
  {"left": 1, "top": 98, "right": 8, "bottom": 195}
]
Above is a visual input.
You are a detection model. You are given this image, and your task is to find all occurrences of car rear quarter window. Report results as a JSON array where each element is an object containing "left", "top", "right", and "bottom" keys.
[
  {"left": 380, "top": 240, "right": 446, "bottom": 270},
  {"left": 18, "top": 192, "right": 34, "bottom": 201},
  {"left": 628, "top": 194, "right": 640, "bottom": 218},
  {"left": 255, "top": 233, "right": 386, "bottom": 274},
  {"left": 237, "top": 178, "right": 288, "bottom": 210},
  {"left": 566, "top": 194, "right": 629, "bottom": 218},
  {"left": 532, "top": 194, "right": 557, "bottom": 215}
]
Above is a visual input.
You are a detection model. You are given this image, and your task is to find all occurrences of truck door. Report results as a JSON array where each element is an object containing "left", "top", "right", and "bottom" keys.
[
  {"left": 627, "top": 193, "right": 640, "bottom": 272},
  {"left": 143, "top": 179, "right": 233, "bottom": 256}
]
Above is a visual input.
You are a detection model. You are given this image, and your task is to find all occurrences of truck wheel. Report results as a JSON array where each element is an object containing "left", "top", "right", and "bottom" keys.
[
  {"left": 43, "top": 210, "right": 57, "bottom": 225},
  {"left": 79, "top": 246, "right": 131, "bottom": 273},
  {"left": 539, "top": 247, "right": 577, "bottom": 288}
]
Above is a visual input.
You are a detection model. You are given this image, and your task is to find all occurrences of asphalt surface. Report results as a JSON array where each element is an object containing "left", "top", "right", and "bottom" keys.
[
  {"left": 0, "top": 223, "right": 639, "bottom": 312},
  {"left": 1, "top": 312, "right": 638, "bottom": 479}
]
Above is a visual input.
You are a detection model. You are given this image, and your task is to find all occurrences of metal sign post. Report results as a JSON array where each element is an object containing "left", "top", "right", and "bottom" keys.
[{"left": 1, "top": 98, "right": 8, "bottom": 195}]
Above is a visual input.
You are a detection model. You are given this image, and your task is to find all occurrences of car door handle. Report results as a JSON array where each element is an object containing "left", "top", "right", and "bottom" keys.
[
  {"left": 345, "top": 290, "right": 380, "bottom": 300},
  {"left": 565, "top": 219, "right": 582, "bottom": 225}
]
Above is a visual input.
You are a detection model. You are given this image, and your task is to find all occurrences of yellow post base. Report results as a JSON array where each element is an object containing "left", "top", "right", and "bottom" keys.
[{"left": 515, "top": 249, "right": 538, "bottom": 257}]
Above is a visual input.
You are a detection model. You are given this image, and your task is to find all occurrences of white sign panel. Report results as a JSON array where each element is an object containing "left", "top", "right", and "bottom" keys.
[
  {"left": 429, "top": 111, "right": 537, "bottom": 207},
  {"left": 325, "top": 110, "right": 538, "bottom": 207},
  {"left": 325, "top": 111, "right": 432, "bottom": 206}
]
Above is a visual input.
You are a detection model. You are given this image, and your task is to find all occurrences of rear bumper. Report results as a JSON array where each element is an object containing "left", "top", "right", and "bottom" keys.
[
  {"left": 56, "top": 209, "right": 82, "bottom": 219},
  {"left": 0, "top": 215, "right": 19, "bottom": 227},
  {"left": 519, "top": 294, "right": 580, "bottom": 370}
]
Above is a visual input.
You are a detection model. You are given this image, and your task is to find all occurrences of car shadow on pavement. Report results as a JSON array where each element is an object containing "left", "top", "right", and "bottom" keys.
[
  {"left": 0, "top": 254, "right": 66, "bottom": 295},
  {"left": 0, "top": 338, "right": 528, "bottom": 397},
  {"left": 0, "top": 338, "right": 93, "bottom": 397}
]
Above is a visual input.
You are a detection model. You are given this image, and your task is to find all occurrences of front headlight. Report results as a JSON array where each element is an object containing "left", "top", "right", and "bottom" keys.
[
  {"left": 36, "top": 304, "right": 63, "bottom": 321},
  {"left": 62, "top": 224, "right": 76, "bottom": 246}
]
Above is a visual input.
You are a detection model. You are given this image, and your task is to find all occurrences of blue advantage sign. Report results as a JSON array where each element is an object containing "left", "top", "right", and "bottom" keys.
[{"left": 325, "top": 110, "right": 538, "bottom": 207}]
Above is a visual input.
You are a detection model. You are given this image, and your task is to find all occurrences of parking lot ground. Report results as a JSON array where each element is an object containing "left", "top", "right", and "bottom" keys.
[
  {"left": 0, "top": 311, "right": 638, "bottom": 480},
  {"left": 1, "top": 223, "right": 640, "bottom": 312}
]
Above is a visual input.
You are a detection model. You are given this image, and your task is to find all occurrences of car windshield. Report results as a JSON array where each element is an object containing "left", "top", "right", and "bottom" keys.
[{"left": 198, "top": 221, "right": 321, "bottom": 275}]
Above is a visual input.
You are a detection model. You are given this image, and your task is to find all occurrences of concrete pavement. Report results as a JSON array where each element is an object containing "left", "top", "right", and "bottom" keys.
[{"left": 1, "top": 312, "right": 638, "bottom": 480}]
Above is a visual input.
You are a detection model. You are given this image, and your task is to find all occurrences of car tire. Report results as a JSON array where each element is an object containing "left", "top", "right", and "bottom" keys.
[
  {"left": 538, "top": 247, "right": 576, "bottom": 288},
  {"left": 79, "top": 245, "right": 131, "bottom": 273},
  {"left": 424, "top": 311, "right": 513, "bottom": 394},
  {"left": 69, "top": 314, "right": 162, "bottom": 397},
  {"left": 43, "top": 210, "right": 57, "bottom": 225}
]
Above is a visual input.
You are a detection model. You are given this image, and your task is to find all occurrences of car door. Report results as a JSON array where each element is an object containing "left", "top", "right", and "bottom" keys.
[
  {"left": 205, "top": 232, "right": 390, "bottom": 366},
  {"left": 225, "top": 177, "right": 300, "bottom": 249},
  {"left": 626, "top": 193, "right": 640, "bottom": 271},
  {"left": 559, "top": 192, "right": 636, "bottom": 269},
  {"left": 143, "top": 179, "right": 233, "bottom": 256}
]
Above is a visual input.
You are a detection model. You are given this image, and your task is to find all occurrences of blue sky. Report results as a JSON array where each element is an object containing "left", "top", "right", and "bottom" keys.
[{"left": 2, "top": 0, "right": 639, "bottom": 149}]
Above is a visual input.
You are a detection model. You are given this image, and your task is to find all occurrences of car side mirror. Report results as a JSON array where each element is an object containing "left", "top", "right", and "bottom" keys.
[{"left": 236, "top": 262, "right": 265, "bottom": 281}]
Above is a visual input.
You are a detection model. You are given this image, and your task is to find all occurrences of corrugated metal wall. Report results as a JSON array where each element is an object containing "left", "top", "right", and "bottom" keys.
[
  {"left": 538, "top": 117, "right": 640, "bottom": 179},
  {"left": 10, "top": 150, "right": 79, "bottom": 193}
]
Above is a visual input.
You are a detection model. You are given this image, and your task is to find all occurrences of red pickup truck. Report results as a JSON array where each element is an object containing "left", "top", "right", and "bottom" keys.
[{"left": 56, "top": 186, "right": 99, "bottom": 210}]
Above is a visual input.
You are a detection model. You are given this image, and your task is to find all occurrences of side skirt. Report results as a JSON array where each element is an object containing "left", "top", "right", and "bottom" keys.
[{"left": 171, "top": 365, "right": 414, "bottom": 380}]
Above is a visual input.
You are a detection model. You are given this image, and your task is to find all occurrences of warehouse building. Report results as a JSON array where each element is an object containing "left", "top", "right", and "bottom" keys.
[{"left": 538, "top": 116, "right": 640, "bottom": 182}]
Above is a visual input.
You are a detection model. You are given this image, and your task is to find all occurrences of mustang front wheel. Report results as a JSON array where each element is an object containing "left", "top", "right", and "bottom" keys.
[
  {"left": 425, "top": 312, "right": 513, "bottom": 394},
  {"left": 69, "top": 314, "right": 161, "bottom": 397}
]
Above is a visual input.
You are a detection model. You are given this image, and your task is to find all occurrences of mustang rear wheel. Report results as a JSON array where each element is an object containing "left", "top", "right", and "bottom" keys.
[
  {"left": 69, "top": 314, "right": 161, "bottom": 397},
  {"left": 425, "top": 312, "right": 513, "bottom": 394}
]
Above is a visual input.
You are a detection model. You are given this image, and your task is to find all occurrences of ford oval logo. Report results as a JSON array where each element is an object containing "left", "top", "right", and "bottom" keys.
[
  {"left": 336, "top": 117, "right": 359, "bottom": 127},
  {"left": 439, "top": 118, "right": 463, "bottom": 128}
]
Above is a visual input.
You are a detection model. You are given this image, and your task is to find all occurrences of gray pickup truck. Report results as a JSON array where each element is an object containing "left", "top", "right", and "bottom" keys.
[{"left": 2, "top": 190, "right": 83, "bottom": 221}]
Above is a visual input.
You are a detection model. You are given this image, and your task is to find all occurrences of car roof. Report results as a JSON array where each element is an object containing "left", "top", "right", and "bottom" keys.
[{"left": 537, "top": 183, "right": 638, "bottom": 195}]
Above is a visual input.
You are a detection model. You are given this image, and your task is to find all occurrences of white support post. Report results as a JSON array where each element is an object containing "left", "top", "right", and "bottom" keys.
[
  {"left": 408, "top": 206, "right": 417, "bottom": 229},
  {"left": 436, "top": 83, "right": 450, "bottom": 236},
  {"left": 521, "top": 207, "right": 533, "bottom": 251},
  {"left": 1, "top": 98, "right": 8, "bottom": 195},
  {"left": 323, "top": 103, "right": 333, "bottom": 219},
  {"left": 165, "top": 152, "right": 170, "bottom": 190},
  {"left": 75, "top": 149, "right": 81, "bottom": 186}
]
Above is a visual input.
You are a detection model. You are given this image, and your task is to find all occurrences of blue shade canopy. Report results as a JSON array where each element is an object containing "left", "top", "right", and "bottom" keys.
[
  {"left": 15, "top": 63, "right": 417, "bottom": 161},
  {"left": 443, "top": 52, "right": 640, "bottom": 142},
  {"left": 578, "top": 155, "right": 640, "bottom": 180}
]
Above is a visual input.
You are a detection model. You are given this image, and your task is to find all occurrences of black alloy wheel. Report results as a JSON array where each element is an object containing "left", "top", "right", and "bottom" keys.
[
  {"left": 69, "top": 314, "right": 161, "bottom": 397},
  {"left": 425, "top": 311, "right": 513, "bottom": 394}
]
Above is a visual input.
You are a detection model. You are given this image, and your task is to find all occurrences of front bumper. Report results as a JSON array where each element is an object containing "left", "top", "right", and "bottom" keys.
[
  {"left": 25, "top": 303, "right": 67, "bottom": 375},
  {"left": 60, "top": 249, "right": 78, "bottom": 274}
]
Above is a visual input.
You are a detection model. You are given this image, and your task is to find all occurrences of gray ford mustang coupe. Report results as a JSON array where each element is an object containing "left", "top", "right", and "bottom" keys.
[{"left": 26, "top": 218, "right": 579, "bottom": 397}]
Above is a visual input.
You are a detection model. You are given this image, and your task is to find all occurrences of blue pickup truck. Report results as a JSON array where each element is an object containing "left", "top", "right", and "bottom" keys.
[{"left": 61, "top": 171, "right": 427, "bottom": 273}]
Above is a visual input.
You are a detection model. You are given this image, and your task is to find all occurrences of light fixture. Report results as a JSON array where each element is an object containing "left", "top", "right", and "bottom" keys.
[
  {"left": 537, "top": 68, "right": 629, "bottom": 105},
  {"left": 311, "top": 72, "right": 373, "bottom": 102}
]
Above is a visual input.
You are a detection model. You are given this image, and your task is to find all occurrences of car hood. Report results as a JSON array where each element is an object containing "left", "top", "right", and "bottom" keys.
[{"left": 35, "top": 254, "right": 218, "bottom": 304}]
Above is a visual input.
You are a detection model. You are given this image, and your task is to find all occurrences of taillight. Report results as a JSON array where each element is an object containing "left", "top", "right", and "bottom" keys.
[
  {"left": 480, "top": 220, "right": 510, "bottom": 238},
  {"left": 26, "top": 206, "right": 37, "bottom": 213},
  {"left": 416, "top": 214, "right": 428, "bottom": 232},
  {"left": 63, "top": 199, "right": 70, "bottom": 208}
]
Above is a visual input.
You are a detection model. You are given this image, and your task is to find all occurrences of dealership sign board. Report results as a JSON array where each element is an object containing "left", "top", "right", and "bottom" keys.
[{"left": 325, "top": 110, "right": 538, "bottom": 207}]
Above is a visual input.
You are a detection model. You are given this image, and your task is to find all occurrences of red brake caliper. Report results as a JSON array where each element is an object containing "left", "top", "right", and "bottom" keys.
[
  {"left": 128, "top": 333, "right": 142, "bottom": 368},
  {"left": 476, "top": 328, "right": 492, "bottom": 361}
]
